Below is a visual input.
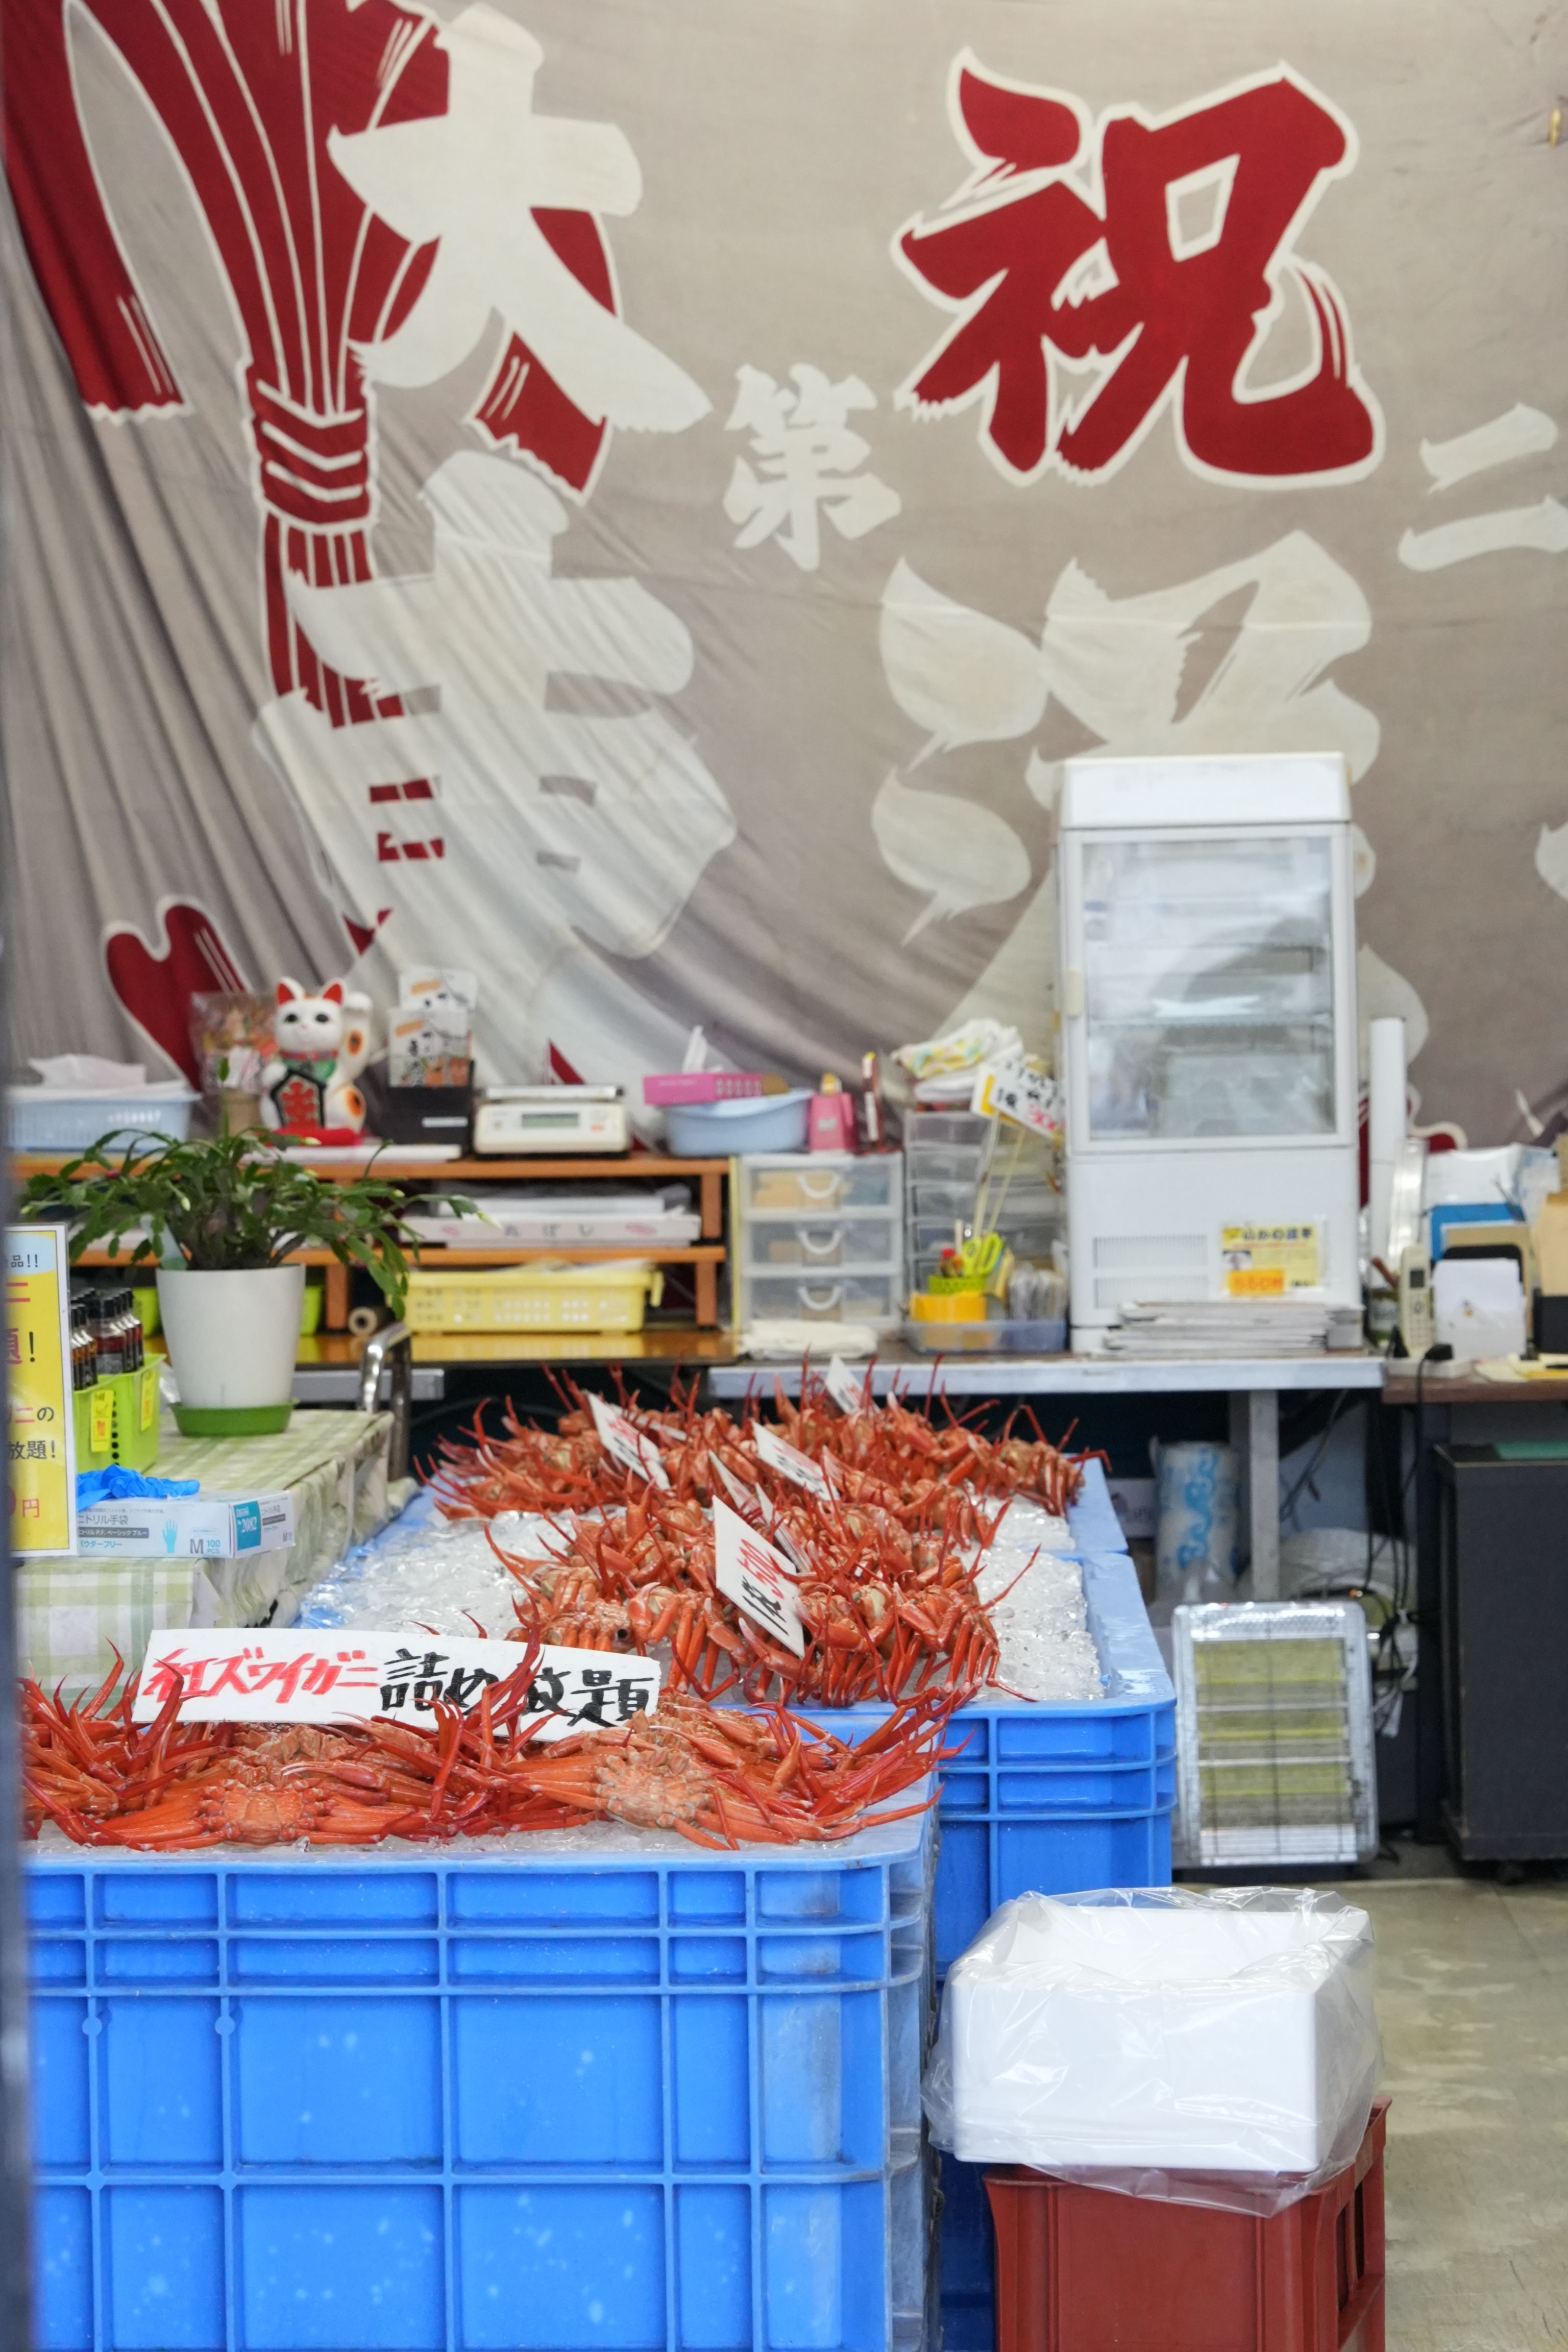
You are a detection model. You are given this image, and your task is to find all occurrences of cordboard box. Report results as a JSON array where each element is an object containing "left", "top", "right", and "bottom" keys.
[{"left": 76, "top": 1491, "right": 296, "bottom": 1558}]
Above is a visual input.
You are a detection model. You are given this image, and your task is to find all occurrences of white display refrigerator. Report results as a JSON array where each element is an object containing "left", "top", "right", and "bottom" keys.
[{"left": 1058, "top": 753, "right": 1360, "bottom": 1342}]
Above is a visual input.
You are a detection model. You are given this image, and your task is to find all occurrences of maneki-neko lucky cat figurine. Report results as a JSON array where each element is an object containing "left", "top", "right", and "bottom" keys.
[{"left": 260, "top": 979, "right": 373, "bottom": 1142}]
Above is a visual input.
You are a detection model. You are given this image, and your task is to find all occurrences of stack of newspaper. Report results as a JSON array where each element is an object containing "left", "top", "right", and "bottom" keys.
[{"left": 1102, "top": 1298, "right": 1364, "bottom": 1358}]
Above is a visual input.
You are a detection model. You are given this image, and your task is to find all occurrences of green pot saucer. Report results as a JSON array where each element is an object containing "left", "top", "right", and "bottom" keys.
[{"left": 172, "top": 1403, "right": 293, "bottom": 1437}]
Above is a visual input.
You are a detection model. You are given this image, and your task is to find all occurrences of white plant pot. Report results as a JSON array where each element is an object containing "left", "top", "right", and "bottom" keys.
[{"left": 157, "top": 1264, "right": 305, "bottom": 1436}]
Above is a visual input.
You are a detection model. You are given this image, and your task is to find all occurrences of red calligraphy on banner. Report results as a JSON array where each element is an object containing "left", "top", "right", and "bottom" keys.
[{"left": 896, "top": 58, "right": 1382, "bottom": 487}]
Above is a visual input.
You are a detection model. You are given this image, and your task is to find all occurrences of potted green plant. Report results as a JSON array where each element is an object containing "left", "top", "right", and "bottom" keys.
[{"left": 22, "top": 1132, "right": 421, "bottom": 1435}]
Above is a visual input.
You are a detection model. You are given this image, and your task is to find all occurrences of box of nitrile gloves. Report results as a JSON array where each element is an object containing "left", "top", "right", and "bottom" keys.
[{"left": 76, "top": 1491, "right": 295, "bottom": 1558}]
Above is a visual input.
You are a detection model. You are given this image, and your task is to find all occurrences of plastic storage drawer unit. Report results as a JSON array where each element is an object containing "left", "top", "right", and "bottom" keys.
[
  {"left": 985, "top": 2099, "right": 1388, "bottom": 2352},
  {"left": 29, "top": 1803, "right": 935, "bottom": 2352},
  {"left": 732, "top": 1154, "right": 905, "bottom": 1332}
]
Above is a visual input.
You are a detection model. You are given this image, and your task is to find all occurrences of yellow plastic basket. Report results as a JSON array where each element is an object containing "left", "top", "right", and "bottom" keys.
[{"left": 404, "top": 1260, "right": 665, "bottom": 1335}]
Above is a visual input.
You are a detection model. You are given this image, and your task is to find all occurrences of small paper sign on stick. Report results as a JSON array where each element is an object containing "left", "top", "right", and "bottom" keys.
[
  {"left": 713, "top": 1501, "right": 806, "bottom": 1657},
  {"left": 710, "top": 1452, "right": 764, "bottom": 1516},
  {"left": 825, "top": 1355, "right": 872, "bottom": 1415},
  {"left": 753, "top": 1421, "right": 834, "bottom": 1498},
  {"left": 589, "top": 1391, "right": 671, "bottom": 1490}
]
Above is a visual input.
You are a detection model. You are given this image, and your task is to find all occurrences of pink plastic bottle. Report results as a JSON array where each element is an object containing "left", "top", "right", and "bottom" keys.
[{"left": 808, "top": 1074, "right": 856, "bottom": 1152}]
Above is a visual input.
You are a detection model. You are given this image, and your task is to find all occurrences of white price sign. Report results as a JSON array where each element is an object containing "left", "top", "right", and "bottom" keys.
[
  {"left": 710, "top": 1452, "right": 764, "bottom": 1515},
  {"left": 589, "top": 1391, "right": 671, "bottom": 1489},
  {"left": 713, "top": 1500, "right": 806, "bottom": 1657},
  {"left": 824, "top": 1354, "right": 871, "bottom": 1414},
  {"left": 752, "top": 1421, "right": 834, "bottom": 1498},
  {"left": 132, "top": 1628, "right": 660, "bottom": 1739},
  {"left": 971, "top": 1058, "right": 1059, "bottom": 1137}
]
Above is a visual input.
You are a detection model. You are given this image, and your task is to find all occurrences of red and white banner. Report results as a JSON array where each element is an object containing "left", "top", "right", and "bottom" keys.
[{"left": 4, "top": 0, "right": 1567, "bottom": 1134}]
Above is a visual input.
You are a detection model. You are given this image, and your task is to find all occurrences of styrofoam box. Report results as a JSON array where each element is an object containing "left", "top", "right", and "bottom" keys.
[
  {"left": 29, "top": 1799, "right": 936, "bottom": 2352},
  {"left": 937, "top": 1896, "right": 1379, "bottom": 2174}
]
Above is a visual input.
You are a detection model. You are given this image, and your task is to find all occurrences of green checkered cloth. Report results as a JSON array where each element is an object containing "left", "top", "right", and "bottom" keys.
[{"left": 18, "top": 1410, "right": 394, "bottom": 1693}]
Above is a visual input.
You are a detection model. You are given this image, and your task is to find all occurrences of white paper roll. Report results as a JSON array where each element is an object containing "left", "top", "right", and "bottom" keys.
[{"left": 1367, "top": 1017, "right": 1407, "bottom": 1268}]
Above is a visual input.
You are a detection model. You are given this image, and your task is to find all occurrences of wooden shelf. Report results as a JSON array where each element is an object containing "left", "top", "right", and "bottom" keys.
[
  {"left": 12, "top": 1151, "right": 729, "bottom": 1238},
  {"left": 37, "top": 1139, "right": 734, "bottom": 1326}
]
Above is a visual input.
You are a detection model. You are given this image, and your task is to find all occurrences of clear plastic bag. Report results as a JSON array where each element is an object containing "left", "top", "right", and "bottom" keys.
[{"left": 923, "top": 1885, "right": 1381, "bottom": 2214}]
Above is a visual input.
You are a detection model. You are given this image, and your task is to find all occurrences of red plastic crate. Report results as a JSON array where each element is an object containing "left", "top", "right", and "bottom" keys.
[{"left": 986, "top": 2097, "right": 1388, "bottom": 2352}]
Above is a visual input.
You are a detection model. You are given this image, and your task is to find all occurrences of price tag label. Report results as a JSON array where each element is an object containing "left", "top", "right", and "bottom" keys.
[
  {"left": 753, "top": 1421, "right": 834, "bottom": 1498},
  {"left": 710, "top": 1452, "right": 764, "bottom": 1516},
  {"left": 824, "top": 1354, "right": 871, "bottom": 1415},
  {"left": 971, "top": 1058, "right": 1060, "bottom": 1138},
  {"left": 588, "top": 1391, "right": 671, "bottom": 1490},
  {"left": 89, "top": 1387, "right": 114, "bottom": 1453},
  {"left": 132, "top": 1628, "right": 661, "bottom": 1738},
  {"left": 714, "top": 1500, "right": 806, "bottom": 1657}
]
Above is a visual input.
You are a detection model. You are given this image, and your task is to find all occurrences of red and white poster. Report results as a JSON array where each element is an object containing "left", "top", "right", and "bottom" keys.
[{"left": 4, "top": 0, "right": 1567, "bottom": 1135}]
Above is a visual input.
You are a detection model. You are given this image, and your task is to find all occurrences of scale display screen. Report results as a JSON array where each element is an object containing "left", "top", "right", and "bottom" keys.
[{"left": 513, "top": 1113, "right": 583, "bottom": 1129}]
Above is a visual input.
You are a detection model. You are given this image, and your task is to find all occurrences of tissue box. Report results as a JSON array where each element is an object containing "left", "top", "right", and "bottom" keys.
[
  {"left": 76, "top": 1491, "right": 295, "bottom": 1559},
  {"left": 927, "top": 1889, "right": 1380, "bottom": 2177}
]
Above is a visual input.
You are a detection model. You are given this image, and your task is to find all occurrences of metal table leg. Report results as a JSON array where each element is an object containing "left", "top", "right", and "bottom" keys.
[
  {"left": 357, "top": 1321, "right": 413, "bottom": 1481},
  {"left": 1231, "top": 1387, "right": 1281, "bottom": 1598}
]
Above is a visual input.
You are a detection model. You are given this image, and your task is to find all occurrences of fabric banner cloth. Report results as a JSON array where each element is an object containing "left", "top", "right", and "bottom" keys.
[{"left": 4, "top": 0, "right": 1567, "bottom": 1140}]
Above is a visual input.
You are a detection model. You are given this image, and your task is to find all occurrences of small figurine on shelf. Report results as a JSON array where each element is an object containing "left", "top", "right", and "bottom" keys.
[{"left": 260, "top": 979, "right": 374, "bottom": 1143}]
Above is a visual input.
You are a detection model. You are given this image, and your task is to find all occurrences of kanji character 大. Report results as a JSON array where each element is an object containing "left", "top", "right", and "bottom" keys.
[{"left": 896, "top": 57, "right": 1382, "bottom": 487}]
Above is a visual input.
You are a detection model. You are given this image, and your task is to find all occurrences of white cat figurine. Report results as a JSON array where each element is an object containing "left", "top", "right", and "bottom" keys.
[{"left": 260, "top": 978, "right": 373, "bottom": 1137}]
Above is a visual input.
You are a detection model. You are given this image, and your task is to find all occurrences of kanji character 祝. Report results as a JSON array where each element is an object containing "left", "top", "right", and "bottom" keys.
[{"left": 896, "top": 58, "right": 1381, "bottom": 486}]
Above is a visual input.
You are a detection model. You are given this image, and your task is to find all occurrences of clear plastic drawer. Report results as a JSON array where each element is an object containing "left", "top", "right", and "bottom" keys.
[
  {"left": 744, "top": 1270, "right": 904, "bottom": 1323},
  {"left": 740, "top": 1154, "right": 902, "bottom": 1216},
  {"left": 747, "top": 1216, "right": 900, "bottom": 1270}
]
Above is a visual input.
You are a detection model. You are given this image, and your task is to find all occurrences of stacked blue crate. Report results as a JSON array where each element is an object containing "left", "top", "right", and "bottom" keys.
[
  {"left": 29, "top": 1804, "right": 935, "bottom": 2352},
  {"left": 795, "top": 1524, "right": 1173, "bottom": 2352}
]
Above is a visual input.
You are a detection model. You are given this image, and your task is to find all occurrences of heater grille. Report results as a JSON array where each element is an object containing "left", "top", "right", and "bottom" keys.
[{"left": 1172, "top": 1603, "right": 1377, "bottom": 1866}]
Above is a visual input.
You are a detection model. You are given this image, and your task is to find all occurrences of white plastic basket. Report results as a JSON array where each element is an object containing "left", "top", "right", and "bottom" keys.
[{"left": 6, "top": 1087, "right": 199, "bottom": 1150}]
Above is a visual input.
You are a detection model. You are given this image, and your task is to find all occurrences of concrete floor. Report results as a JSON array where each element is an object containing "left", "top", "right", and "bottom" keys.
[{"left": 1328, "top": 1870, "right": 1568, "bottom": 2352}]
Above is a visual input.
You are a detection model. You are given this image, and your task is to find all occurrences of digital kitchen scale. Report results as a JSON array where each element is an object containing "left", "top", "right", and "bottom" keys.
[{"left": 473, "top": 1085, "right": 630, "bottom": 1155}]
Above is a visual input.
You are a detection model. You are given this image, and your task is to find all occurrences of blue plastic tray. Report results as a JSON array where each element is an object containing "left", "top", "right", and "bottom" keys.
[
  {"left": 28, "top": 1804, "right": 934, "bottom": 2352},
  {"left": 1063, "top": 1457, "right": 1127, "bottom": 1555}
]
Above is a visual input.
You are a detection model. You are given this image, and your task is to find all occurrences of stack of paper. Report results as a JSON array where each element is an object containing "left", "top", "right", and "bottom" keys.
[
  {"left": 1101, "top": 1300, "right": 1363, "bottom": 1359},
  {"left": 405, "top": 1186, "right": 700, "bottom": 1247}
]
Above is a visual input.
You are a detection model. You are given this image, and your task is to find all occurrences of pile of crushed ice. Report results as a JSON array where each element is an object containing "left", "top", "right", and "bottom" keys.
[
  {"left": 299, "top": 1500, "right": 558, "bottom": 1638},
  {"left": 299, "top": 1490, "right": 1104, "bottom": 1704},
  {"left": 978, "top": 1500, "right": 1103, "bottom": 1703}
]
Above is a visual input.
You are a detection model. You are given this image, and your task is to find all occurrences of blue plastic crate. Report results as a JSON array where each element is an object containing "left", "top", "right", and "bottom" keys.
[
  {"left": 795, "top": 1554, "right": 1174, "bottom": 1978},
  {"left": 27, "top": 1803, "right": 935, "bottom": 2352},
  {"left": 1063, "top": 1458, "right": 1128, "bottom": 1555},
  {"left": 792, "top": 1552, "right": 1172, "bottom": 2352}
]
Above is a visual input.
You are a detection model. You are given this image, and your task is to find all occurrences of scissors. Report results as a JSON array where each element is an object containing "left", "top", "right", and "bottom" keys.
[{"left": 954, "top": 1231, "right": 1002, "bottom": 1282}]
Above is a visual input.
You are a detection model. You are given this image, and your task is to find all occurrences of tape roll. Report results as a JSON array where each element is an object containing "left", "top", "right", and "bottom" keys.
[{"left": 346, "top": 1305, "right": 386, "bottom": 1339}]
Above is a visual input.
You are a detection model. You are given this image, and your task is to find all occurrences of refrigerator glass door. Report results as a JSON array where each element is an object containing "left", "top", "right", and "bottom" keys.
[{"left": 1081, "top": 834, "right": 1337, "bottom": 1141}]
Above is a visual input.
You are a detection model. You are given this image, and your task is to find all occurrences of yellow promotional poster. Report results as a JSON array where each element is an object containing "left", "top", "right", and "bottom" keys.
[
  {"left": 7, "top": 1222, "right": 77, "bottom": 1555},
  {"left": 1221, "top": 1223, "right": 1322, "bottom": 1298}
]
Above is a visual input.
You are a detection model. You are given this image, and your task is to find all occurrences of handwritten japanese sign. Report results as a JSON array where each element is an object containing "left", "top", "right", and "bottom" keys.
[
  {"left": 132, "top": 1628, "right": 661, "bottom": 1736},
  {"left": 752, "top": 1420, "right": 835, "bottom": 1498},
  {"left": 824, "top": 1356, "right": 872, "bottom": 1416},
  {"left": 588, "top": 1391, "right": 671, "bottom": 1489},
  {"left": 713, "top": 1500, "right": 805, "bottom": 1656},
  {"left": 7, "top": 1225, "right": 76, "bottom": 1556}
]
